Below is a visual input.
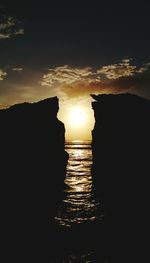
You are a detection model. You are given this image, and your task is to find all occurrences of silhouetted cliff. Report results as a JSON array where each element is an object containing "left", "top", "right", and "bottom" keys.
[
  {"left": 91, "top": 93, "right": 150, "bottom": 262},
  {"left": 0, "top": 97, "right": 68, "bottom": 261}
]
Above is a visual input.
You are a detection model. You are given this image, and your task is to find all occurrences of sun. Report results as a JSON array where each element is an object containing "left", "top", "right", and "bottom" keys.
[
  {"left": 68, "top": 107, "right": 87, "bottom": 128},
  {"left": 58, "top": 102, "right": 95, "bottom": 140}
]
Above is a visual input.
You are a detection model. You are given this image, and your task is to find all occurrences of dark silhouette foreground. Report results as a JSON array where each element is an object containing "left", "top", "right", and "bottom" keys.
[
  {"left": 1, "top": 93, "right": 150, "bottom": 262},
  {"left": 0, "top": 97, "right": 68, "bottom": 262},
  {"left": 91, "top": 93, "right": 150, "bottom": 262}
]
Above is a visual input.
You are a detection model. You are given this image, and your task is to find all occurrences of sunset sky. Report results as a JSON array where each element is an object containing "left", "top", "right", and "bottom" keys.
[{"left": 0, "top": 1, "right": 150, "bottom": 140}]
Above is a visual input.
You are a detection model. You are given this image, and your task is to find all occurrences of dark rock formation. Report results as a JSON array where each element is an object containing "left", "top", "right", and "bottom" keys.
[
  {"left": 0, "top": 97, "right": 68, "bottom": 262},
  {"left": 91, "top": 93, "right": 150, "bottom": 262}
]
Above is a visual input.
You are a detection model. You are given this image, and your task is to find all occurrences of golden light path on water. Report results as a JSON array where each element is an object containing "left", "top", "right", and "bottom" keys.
[{"left": 55, "top": 141, "right": 103, "bottom": 227}]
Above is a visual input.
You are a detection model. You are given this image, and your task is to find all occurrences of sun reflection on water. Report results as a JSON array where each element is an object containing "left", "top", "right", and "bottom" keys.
[{"left": 55, "top": 141, "right": 103, "bottom": 227}]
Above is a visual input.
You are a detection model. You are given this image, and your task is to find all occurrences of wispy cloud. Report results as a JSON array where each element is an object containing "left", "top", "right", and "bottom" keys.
[
  {"left": 107, "top": 63, "right": 150, "bottom": 97},
  {"left": 41, "top": 65, "right": 101, "bottom": 86},
  {"left": 0, "top": 16, "right": 24, "bottom": 39},
  {"left": 97, "top": 59, "right": 137, "bottom": 79},
  {"left": 1, "top": 59, "right": 149, "bottom": 108},
  {"left": 12, "top": 67, "right": 23, "bottom": 71},
  {"left": 0, "top": 69, "right": 7, "bottom": 80},
  {"left": 0, "top": 67, "right": 23, "bottom": 81},
  {"left": 40, "top": 60, "right": 150, "bottom": 99}
]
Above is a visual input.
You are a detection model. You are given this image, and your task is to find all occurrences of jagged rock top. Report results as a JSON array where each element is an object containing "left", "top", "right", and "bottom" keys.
[
  {"left": 91, "top": 93, "right": 150, "bottom": 114},
  {"left": 0, "top": 96, "right": 59, "bottom": 115},
  {"left": 91, "top": 93, "right": 150, "bottom": 103}
]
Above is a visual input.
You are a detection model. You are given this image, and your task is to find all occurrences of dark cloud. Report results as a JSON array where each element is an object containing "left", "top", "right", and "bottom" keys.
[
  {"left": 108, "top": 64, "right": 150, "bottom": 98},
  {"left": 0, "top": 15, "right": 24, "bottom": 39}
]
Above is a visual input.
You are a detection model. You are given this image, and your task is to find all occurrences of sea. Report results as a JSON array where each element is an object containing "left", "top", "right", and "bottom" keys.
[
  {"left": 51, "top": 141, "right": 108, "bottom": 263},
  {"left": 55, "top": 140, "right": 103, "bottom": 227}
]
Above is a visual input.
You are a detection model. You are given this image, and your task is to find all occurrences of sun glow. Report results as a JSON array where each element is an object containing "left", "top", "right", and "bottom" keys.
[
  {"left": 58, "top": 99, "right": 95, "bottom": 141},
  {"left": 68, "top": 107, "right": 87, "bottom": 127}
]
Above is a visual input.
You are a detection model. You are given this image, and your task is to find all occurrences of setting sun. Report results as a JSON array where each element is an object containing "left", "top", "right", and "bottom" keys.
[
  {"left": 68, "top": 107, "right": 87, "bottom": 127},
  {"left": 58, "top": 99, "right": 95, "bottom": 141}
]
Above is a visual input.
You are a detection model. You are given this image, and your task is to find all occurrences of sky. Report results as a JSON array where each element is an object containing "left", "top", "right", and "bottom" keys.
[{"left": 0, "top": 0, "right": 150, "bottom": 140}]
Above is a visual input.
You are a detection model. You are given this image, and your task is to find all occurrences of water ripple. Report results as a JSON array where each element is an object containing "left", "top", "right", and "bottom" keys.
[{"left": 55, "top": 141, "right": 103, "bottom": 227}]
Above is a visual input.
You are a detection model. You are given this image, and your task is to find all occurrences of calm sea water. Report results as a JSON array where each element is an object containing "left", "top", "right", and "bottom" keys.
[
  {"left": 55, "top": 141, "right": 103, "bottom": 227},
  {"left": 50, "top": 141, "right": 108, "bottom": 263}
]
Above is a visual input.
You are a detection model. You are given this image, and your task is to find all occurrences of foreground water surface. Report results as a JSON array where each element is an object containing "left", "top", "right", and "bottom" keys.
[
  {"left": 55, "top": 141, "right": 103, "bottom": 227},
  {"left": 49, "top": 141, "right": 109, "bottom": 262}
]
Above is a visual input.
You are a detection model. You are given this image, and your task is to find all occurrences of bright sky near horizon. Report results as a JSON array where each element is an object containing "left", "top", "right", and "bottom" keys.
[{"left": 58, "top": 97, "right": 95, "bottom": 141}]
